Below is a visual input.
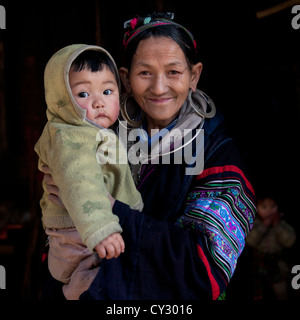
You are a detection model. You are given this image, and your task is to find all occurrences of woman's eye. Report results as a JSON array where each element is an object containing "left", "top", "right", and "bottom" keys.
[
  {"left": 139, "top": 71, "right": 150, "bottom": 76},
  {"left": 103, "top": 89, "right": 112, "bottom": 95},
  {"left": 78, "top": 92, "right": 89, "bottom": 98}
]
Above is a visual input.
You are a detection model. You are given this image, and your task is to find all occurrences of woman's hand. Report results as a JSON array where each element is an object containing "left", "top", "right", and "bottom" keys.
[
  {"left": 41, "top": 165, "right": 66, "bottom": 209},
  {"left": 107, "top": 193, "right": 116, "bottom": 208}
]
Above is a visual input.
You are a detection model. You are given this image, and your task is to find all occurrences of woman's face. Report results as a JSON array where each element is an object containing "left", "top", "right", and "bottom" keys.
[{"left": 120, "top": 36, "right": 202, "bottom": 131}]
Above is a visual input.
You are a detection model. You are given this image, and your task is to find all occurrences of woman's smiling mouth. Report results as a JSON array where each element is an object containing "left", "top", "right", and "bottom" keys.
[{"left": 147, "top": 97, "right": 172, "bottom": 104}]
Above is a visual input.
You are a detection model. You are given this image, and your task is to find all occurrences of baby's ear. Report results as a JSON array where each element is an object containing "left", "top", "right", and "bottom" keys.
[
  {"left": 119, "top": 67, "right": 131, "bottom": 94},
  {"left": 189, "top": 62, "right": 203, "bottom": 92}
]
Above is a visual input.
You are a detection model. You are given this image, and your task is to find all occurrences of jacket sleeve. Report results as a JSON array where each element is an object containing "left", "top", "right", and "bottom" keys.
[
  {"left": 177, "top": 139, "right": 256, "bottom": 287},
  {"left": 80, "top": 140, "right": 256, "bottom": 300},
  {"left": 176, "top": 164, "right": 256, "bottom": 286},
  {"left": 37, "top": 123, "right": 122, "bottom": 251}
]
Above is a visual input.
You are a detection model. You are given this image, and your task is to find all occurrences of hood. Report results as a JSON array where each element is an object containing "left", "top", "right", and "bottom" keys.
[{"left": 44, "top": 44, "right": 120, "bottom": 126}]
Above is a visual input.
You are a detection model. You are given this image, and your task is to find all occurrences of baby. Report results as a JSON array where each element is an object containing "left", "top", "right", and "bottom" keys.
[
  {"left": 35, "top": 44, "right": 143, "bottom": 298},
  {"left": 247, "top": 196, "right": 296, "bottom": 299}
]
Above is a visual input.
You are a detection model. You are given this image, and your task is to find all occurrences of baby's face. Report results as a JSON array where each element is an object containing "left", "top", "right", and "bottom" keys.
[
  {"left": 69, "top": 66, "right": 119, "bottom": 128},
  {"left": 257, "top": 198, "right": 278, "bottom": 220}
]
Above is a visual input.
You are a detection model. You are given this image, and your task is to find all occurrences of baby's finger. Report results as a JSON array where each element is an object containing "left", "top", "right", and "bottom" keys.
[
  {"left": 105, "top": 244, "right": 116, "bottom": 260},
  {"left": 112, "top": 240, "right": 122, "bottom": 258},
  {"left": 43, "top": 173, "right": 55, "bottom": 186},
  {"left": 48, "top": 194, "right": 61, "bottom": 207},
  {"left": 41, "top": 165, "right": 51, "bottom": 174},
  {"left": 119, "top": 237, "right": 125, "bottom": 253},
  {"left": 46, "top": 184, "right": 60, "bottom": 196},
  {"left": 95, "top": 245, "right": 107, "bottom": 259}
]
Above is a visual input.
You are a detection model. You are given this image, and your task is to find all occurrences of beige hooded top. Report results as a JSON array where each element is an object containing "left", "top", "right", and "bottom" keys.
[{"left": 34, "top": 44, "right": 143, "bottom": 251}]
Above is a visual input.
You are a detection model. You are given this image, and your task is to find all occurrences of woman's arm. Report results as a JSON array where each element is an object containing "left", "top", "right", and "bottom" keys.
[
  {"left": 176, "top": 163, "right": 256, "bottom": 285},
  {"left": 80, "top": 140, "right": 256, "bottom": 300},
  {"left": 81, "top": 200, "right": 223, "bottom": 300}
]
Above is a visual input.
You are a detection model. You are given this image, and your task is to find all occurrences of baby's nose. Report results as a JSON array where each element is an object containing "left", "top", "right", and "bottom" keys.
[{"left": 92, "top": 97, "right": 104, "bottom": 109}]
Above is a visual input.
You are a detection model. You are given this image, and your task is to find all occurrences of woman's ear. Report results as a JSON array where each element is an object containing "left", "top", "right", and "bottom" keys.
[
  {"left": 119, "top": 67, "right": 131, "bottom": 94},
  {"left": 189, "top": 62, "right": 203, "bottom": 92}
]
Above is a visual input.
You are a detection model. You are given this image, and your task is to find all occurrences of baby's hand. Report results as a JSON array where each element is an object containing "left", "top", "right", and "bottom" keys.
[{"left": 95, "top": 233, "right": 125, "bottom": 259}]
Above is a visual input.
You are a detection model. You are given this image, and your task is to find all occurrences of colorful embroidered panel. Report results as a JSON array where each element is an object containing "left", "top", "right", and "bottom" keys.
[{"left": 176, "top": 165, "right": 256, "bottom": 282}]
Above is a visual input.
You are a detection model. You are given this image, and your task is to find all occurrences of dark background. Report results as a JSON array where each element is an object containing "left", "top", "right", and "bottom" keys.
[{"left": 0, "top": 0, "right": 299, "bottom": 300}]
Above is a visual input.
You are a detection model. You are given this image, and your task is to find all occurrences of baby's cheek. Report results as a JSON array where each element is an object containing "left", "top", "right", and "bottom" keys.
[{"left": 112, "top": 102, "right": 121, "bottom": 120}]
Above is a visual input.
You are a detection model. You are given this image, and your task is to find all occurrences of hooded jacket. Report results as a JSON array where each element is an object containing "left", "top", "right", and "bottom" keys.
[{"left": 34, "top": 44, "right": 143, "bottom": 251}]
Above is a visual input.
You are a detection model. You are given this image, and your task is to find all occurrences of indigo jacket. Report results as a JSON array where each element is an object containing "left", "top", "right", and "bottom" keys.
[{"left": 81, "top": 107, "right": 256, "bottom": 300}]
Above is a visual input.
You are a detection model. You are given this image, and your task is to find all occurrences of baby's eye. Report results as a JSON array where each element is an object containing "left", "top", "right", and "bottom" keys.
[
  {"left": 103, "top": 89, "right": 112, "bottom": 95},
  {"left": 78, "top": 92, "right": 89, "bottom": 98}
]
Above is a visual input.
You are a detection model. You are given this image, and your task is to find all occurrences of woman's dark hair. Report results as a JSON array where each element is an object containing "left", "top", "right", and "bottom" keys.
[
  {"left": 123, "top": 12, "right": 198, "bottom": 70},
  {"left": 71, "top": 50, "right": 119, "bottom": 84}
]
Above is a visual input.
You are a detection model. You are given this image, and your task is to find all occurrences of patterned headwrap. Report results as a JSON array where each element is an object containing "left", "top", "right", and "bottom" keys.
[{"left": 123, "top": 12, "right": 197, "bottom": 51}]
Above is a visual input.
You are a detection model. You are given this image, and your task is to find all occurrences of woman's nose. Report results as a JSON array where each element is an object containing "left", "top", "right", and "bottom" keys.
[{"left": 150, "top": 74, "right": 168, "bottom": 95}]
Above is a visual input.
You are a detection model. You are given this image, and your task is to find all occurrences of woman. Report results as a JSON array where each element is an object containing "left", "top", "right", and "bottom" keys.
[{"left": 43, "top": 12, "right": 256, "bottom": 300}]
